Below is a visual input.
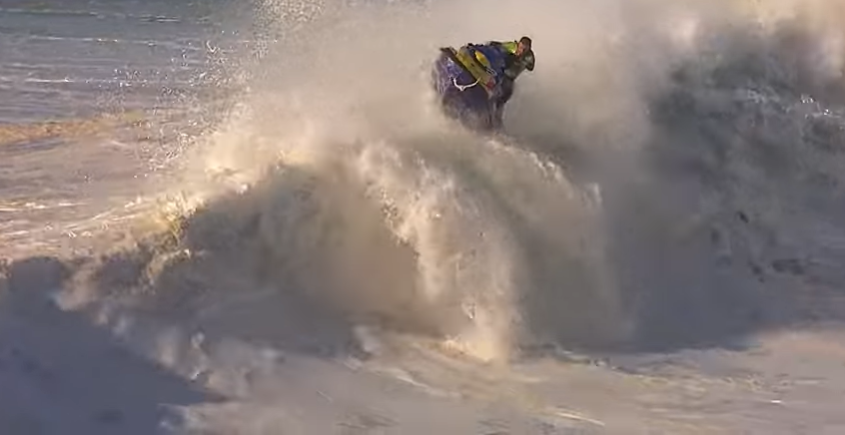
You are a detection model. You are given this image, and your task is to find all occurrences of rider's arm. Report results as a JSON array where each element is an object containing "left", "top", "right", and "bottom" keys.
[{"left": 523, "top": 51, "right": 535, "bottom": 71}]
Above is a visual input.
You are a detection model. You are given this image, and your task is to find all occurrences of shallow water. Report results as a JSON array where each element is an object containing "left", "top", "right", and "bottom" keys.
[{"left": 0, "top": 0, "right": 243, "bottom": 257}]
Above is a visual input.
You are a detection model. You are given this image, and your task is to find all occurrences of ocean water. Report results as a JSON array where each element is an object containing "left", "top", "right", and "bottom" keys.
[{"left": 3, "top": 0, "right": 845, "bottom": 434}]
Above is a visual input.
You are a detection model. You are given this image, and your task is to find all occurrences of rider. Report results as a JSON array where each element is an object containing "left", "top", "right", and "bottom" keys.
[
  {"left": 438, "top": 36, "right": 535, "bottom": 129},
  {"left": 489, "top": 36, "right": 535, "bottom": 107},
  {"left": 459, "top": 36, "right": 535, "bottom": 126}
]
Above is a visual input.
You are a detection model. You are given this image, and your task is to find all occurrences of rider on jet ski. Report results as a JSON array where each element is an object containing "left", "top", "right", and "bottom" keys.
[
  {"left": 439, "top": 36, "right": 535, "bottom": 128},
  {"left": 489, "top": 36, "right": 535, "bottom": 119}
]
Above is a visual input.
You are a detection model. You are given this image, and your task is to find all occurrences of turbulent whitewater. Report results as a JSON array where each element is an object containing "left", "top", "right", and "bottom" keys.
[{"left": 3, "top": 0, "right": 845, "bottom": 433}]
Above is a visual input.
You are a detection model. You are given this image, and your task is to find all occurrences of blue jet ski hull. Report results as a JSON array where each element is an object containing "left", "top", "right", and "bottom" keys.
[{"left": 430, "top": 49, "right": 500, "bottom": 132}]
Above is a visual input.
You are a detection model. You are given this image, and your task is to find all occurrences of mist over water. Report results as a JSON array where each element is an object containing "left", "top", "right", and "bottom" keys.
[
  {"left": 6, "top": 0, "right": 845, "bottom": 432},
  {"left": 145, "top": 0, "right": 845, "bottom": 362}
]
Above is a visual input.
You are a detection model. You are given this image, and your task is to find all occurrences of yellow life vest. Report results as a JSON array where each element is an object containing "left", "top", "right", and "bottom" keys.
[{"left": 499, "top": 41, "right": 519, "bottom": 55}]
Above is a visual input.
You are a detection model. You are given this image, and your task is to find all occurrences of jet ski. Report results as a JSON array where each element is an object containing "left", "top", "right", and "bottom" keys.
[{"left": 430, "top": 44, "right": 507, "bottom": 133}]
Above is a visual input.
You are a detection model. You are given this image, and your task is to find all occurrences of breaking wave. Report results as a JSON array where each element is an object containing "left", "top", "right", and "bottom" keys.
[{"left": 19, "top": 0, "right": 845, "bottom": 375}]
